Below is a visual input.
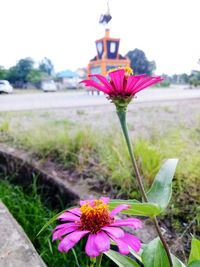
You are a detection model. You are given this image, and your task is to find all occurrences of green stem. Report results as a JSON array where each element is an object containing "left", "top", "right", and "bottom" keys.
[
  {"left": 117, "top": 109, "right": 173, "bottom": 267},
  {"left": 72, "top": 248, "right": 81, "bottom": 267},
  {"left": 96, "top": 254, "right": 103, "bottom": 267}
]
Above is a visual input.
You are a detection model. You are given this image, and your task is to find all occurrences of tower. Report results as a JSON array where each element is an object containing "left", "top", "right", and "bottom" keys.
[{"left": 88, "top": 2, "right": 130, "bottom": 76}]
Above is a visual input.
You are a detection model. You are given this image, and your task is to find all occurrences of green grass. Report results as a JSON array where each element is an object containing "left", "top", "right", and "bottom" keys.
[
  {"left": 0, "top": 179, "right": 113, "bottom": 267},
  {"left": 0, "top": 179, "right": 90, "bottom": 267}
]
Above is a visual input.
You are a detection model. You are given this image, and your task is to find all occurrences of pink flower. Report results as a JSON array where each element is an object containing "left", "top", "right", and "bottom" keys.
[
  {"left": 53, "top": 197, "right": 142, "bottom": 257},
  {"left": 81, "top": 67, "right": 163, "bottom": 101}
]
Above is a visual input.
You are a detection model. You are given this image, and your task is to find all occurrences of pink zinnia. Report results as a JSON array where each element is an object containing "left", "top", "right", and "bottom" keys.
[
  {"left": 81, "top": 67, "right": 163, "bottom": 101},
  {"left": 53, "top": 197, "right": 142, "bottom": 257}
]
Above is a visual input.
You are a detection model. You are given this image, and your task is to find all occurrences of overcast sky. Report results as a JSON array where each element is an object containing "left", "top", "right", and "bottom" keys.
[{"left": 1, "top": 0, "right": 200, "bottom": 75}]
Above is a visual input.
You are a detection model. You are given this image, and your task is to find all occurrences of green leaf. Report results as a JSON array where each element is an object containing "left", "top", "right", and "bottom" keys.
[
  {"left": 147, "top": 159, "right": 179, "bottom": 210},
  {"left": 104, "top": 250, "right": 140, "bottom": 267},
  {"left": 37, "top": 209, "right": 67, "bottom": 236},
  {"left": 188, "top": 260, "right": 200, "bottom": 267},
  {"left": 142, "top": 237, "right": 171, "bottom": 267},
  {"left": 189, "top": 238, "right": 200, "bottom": 264},
  {"left": 142, "top": 238, "right": 186, "bottom": 267},
  {"left": 171, "top": 255, "right": 186, "bottom": 267},
  {"left": 109, "top": 200, "right": 162, "bottom": 216}
]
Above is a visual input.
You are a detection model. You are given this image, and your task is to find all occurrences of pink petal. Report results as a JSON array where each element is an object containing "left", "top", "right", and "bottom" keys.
[
  {"left": 120, "top": 233, "right": 141, "bottom": 252},
  {"left": 133, "top": 76, "right": 162, "bottom": 94},
  {"left": 85, "top": 234, "right": 100, "bottom": 257},
  {"left": 110, "top": 218, "right": 142, "bottom": 229},
  {"left": 52, "top": 225, "right": 79, "bottom": 241},
  {"left": 134, "top": 77, "right": 163, "bottom": 94},
  {"left": 58, "top": 230, "right": 89, "bottom": 252},
  {"left": 110, "top": 235, "right": 130, "bottom": 254},
  {"left": 89, "top": 74, "right": 113, "bottom": 91},
  {"left": 68, "top": 208, "right": 81, "bottom": 216},
  {"left": 58, "top": 212, "right": 80, "bottom": 222},
  {"left": 95, "top": 231, "right": 110, "bottom": 253},
  {"left": 110, "top": 204, "right": 130, "bottom": 217},
  {"left": 54, "top": 222, "right": 80, "bottom": 231},
  {"left": 100, "top": 197, "right": 110, "bottom": 204},
  {"left": 80, "top": 79, "right": 109, "bottom": 94},
  {"left": 102, "top": 226, "right": 124, "bottom": 238},
  {"left": 80, "top": 199, "right": 91, "bottom": 205},
  {"left": 125, "top": 75, "right": 146, "bottom": 94},
  {"left": 108, "top": 69, "right": 125, "bottom": 93}
]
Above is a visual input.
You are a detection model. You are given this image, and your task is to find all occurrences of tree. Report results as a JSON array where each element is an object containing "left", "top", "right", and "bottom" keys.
[
  {"left": 39, "top": 57, "right": 54, "bottom": 76},
  {"left": 0, "top": 66, "right": 8, "bottom": 80},
  {"left": 126, "top": 49, "right": 156, "bottom": 75},
  {"left": 7, "top": 57, "right": 34, "bottom": 85},
  {"left": 26, "top": 69, "right": 46, "bottom": 83}
]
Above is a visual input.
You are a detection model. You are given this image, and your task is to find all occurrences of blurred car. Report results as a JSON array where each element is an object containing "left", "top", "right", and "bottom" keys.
[
  {"left": 0, "top": 80, "right": 13, "bottom": 93},
  {"left": 41, "top": 80, "right": 57, "bottom": 92}
]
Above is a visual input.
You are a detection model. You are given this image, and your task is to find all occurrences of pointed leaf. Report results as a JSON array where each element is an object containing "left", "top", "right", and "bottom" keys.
[
  {"left": 142, "top": 237, "right": 186, "bottom": 267},
  {"left": 172, "top": 255, "right": 186, "bottom": 267},
  {"left": 142, "top": 237, "right": 170, "bottom": 267},
  {"left": 109, "top": 200, "right": 162, "bottom": 216},
  {"left": 37, "top": 209, "right": 68, "bottom": 236},
  {"left": 189, "top": 238, "right": 200, "bottom": 264},
  {"left": 188, "top": 260, "right": 200, "bottom": 267},
  {"left": 147, "top": 159, "right": 179, "bottom": 210},
  {"left": 104, "top": 249, "right": 141, "bottom": 267}
]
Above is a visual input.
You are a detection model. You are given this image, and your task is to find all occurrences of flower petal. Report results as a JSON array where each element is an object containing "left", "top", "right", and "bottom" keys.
[
  {"left": 58, "top": 212, "right": 80, "bottom": 222},
  {"left": 95, "top": 231, "right": 110, "bottom": 253},
  {"left": 68, "top": 208, "right": 81, "bottom": 216},
  {"left": 110, "top": 235, "right": 130, "bottom": 254},
  {"left": 102, "top": 226, "right": 124, "bottom": 238},
  {"left": 110, "top": 204, "right": 130, "bottom": 217},
  {"left": 110, "top": 218, "right": 142, "bottom": 229},
  {"left": 120, "top": 233, "right": 141, "bottom": 252},
  {"left": 108, "top": 69, "right": 125, "bottom": 93},
  {"left": 100, "top": 197, "right": 110, "bottom": 204},
  {"left": 125, "top": 75, "right": 146, "bottom": 94},
  {"left": 89, "top": 74, "right": 113, "bottom": 91},
  {"left": 134, "top": 77, "right": 163, "bottom": 94},
  {"left": 53, "top": 225, "right": 79, "bottom": 241},
  {"left": 80, "top": 79, "right": 109, "bottom": 94},
  {"left": 133, "top": 77, "right": 163, "bottom": 95},
  {"left": 58, "top": 230, "right": 89, "bottom": 252},
  {"left": 126, "top": 75, "right": 163, "bottom": 95},
  {"left": 54, "top": 222, "right": 80, "bottom": 231},
  {"left": 85, "top": 234, "right": 100, "bottom": 257}
]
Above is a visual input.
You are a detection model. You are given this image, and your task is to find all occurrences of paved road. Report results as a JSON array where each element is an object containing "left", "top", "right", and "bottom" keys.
[{"left": 0, "top": 86, "right": 200, "bottom": 112}]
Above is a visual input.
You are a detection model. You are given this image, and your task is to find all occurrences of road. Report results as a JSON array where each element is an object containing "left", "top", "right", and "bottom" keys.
[{"left": 0, "top": 86, "right": 200, "bottom": 112}]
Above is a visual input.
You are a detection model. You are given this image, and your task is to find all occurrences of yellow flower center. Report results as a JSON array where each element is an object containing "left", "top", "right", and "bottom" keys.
[
  {"left": 80, "top": 200, "right": 112, "bottom": 233},
  {"left": 107, "top": 66, "right": 133, "bottom": 77}
]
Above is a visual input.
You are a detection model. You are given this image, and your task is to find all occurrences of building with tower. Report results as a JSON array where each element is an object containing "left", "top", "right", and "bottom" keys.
[{"left": 87, "top": 1, "right": 130, "bottom": 77}]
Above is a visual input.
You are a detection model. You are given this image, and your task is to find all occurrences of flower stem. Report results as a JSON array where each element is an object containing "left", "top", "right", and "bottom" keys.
[
  {"left": 117, "top": 109, "right": 173, "bottom": 267},
  {"left": 96, "top": 254, "right": 103, "bottom": 267},
  {"left": 72, "top": 248, "right": 81, "bottom": 267}
]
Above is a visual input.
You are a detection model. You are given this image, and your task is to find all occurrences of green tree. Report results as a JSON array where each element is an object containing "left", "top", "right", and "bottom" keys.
[
  {"left": 0, "top": 66, "right": 8, "bottom": 80},
  {"left": 7, "top": 57, "right": 34, "bottom": 85},
  {"left": 26, "top": 69, "right": 47, "bottom": 83},
  {"left": 126, "top": 49, "right": 156, "bottom": 75},
  {"left": 39, "top": 57, "right": 54, "bottom": 76}
]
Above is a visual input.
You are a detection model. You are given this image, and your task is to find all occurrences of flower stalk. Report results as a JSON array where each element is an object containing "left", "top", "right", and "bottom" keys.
[
  {"left": 96, "top": 254, "right": 103, "bottom": 267},
  {"left": 117, "top": 108, "right": 173, "bottom": 267}
]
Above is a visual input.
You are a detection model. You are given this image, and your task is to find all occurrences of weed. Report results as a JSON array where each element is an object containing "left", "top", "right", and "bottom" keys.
[{"left": 0, "top": 120, "right": 10, "bottom": 133}]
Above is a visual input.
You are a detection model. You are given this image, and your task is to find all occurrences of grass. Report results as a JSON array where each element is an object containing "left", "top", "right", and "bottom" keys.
[
  {"left": 0, "top": 178, "right": 112, "bottom": 267},
  {"left": 0, "top": 116, "right": 199, "bottom": 233}
]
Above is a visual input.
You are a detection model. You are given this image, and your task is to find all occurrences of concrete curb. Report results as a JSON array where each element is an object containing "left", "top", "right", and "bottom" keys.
[
  {"left": 0, "top": 201, "right": 47, "bottom": 267},
  {"left": 0, "top": 145, "right": 80, "bottom": 208}
]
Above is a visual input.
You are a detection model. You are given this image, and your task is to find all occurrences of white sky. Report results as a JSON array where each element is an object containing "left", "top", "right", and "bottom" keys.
[{"left": 0, "top": 0, "right": 200, "bottom": 75}]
